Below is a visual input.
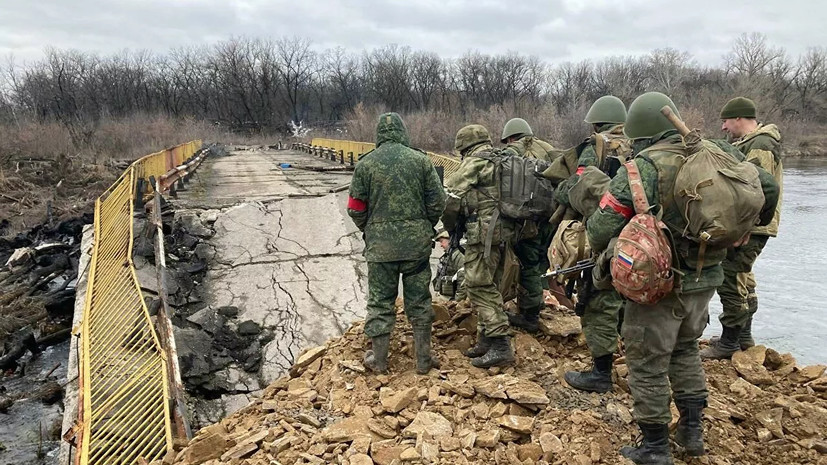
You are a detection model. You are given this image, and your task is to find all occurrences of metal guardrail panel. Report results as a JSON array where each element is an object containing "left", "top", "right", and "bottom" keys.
[
  {"left": 78, "top": 140, "right": 202, "bottom": 464},
  {"left": 310, "top": 137, "right": 462, "bottom": 180}
]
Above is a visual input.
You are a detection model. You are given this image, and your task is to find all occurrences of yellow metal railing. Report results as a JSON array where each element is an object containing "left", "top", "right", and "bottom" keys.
[
  {"left": 310, "top": 138, "right": 462, "bottom": 179},
  {"left": 79, "top": 141, "right": 202, "bottom": 465}
]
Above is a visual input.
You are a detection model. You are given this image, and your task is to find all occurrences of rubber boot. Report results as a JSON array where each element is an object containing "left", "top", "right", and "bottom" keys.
[
  {"left": 363, "top": 334, "right": 390, "bottom": 374},
  {"left": 506, "top": 307, "right": 540, "bottom": 333},
  {"left": 564, "top": 353, "right": 613, "bottom": 393},
  {"left": 413, "top": 326, "right": 440, "bottom": 375},
  {"left": 674, "top": 398, "right": 706, "bottom": 456},
  {"left": 470, "top": 336, "right": 515, "bottom": 368},
  {"left": 739, "top": 315, "right": 755, "bottom": 349},
  {"left": 464, "top": 331, "right": 492, "bottom": 358},
  {"left": 620, "top": 423, "right": 674, "bottom": 465},
  {"left": 700, "top": 325, "right": 741, "bottom": 360}
]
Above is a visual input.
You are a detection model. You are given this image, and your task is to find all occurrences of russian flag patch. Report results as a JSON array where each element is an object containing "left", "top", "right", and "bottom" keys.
[{"left": 618, "top": 251, "right": 634, "bottom": 268}]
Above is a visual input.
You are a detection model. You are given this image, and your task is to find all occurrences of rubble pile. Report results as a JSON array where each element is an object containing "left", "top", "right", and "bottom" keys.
[{"left": 162, "top": 300, "right": 827, "bottom": 465}]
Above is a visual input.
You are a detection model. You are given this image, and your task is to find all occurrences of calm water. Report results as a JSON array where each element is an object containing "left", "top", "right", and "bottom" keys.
[{"left": 704, "top": 158, "right": 827, "bottom": 365}]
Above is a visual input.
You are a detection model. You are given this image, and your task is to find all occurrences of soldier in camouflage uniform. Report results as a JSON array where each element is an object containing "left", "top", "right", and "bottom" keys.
[
  {"left": 347, "top": 112, "right": 446, "bottom": 375},
  {"left": 441, "top": 124, "right": 516, "bottom": 368},
  {"left": 701, "top": 97, "right": 784, "bottom": 359},
  {"left": 554, "top": 96, "right": 630, "bottom": 393},
  {"left": 499, "top": 118, "right": 558, "bottom": 333},
  {"left": 587, "top": 92, "right": 779, "bottom": 464},
  {"left": 433, "top": 230, "right": 467, "bottom": 301}
]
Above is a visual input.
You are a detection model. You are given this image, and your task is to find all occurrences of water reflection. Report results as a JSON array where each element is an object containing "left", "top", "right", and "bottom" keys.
[{"left": 704, "top": 158, "right": 827, "bottom": 365}]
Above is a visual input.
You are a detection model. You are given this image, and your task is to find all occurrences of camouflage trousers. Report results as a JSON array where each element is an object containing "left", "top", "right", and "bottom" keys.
[
  {"left": 514, "top": 221, "right": 553, "bottom": 313},
  {"left": 465, "top": 243, "right": 510, "bottom": 338},
  {"left": 718, "top": 235, "right": 769, "bottom": 328},
  {"left": 364, "top": 259, "right": 434, "bottom": 338},
  {"left": 581, "top": 288, "right": 624, "bottom": 358},
  {"left": 622, "top": 288, "right": 714, "bottom": 424}
]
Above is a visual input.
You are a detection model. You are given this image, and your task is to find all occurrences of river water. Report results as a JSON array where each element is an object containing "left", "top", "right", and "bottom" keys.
[{"left": 703, "top": 158, "right": 827, "bottom": 365}]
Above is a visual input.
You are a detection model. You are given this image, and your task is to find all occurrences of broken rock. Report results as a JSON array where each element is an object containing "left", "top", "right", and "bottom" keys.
[
  {"left": 732, "top": 346, "right": 774, "bottom": 385},
  {"left": 289, "top": 345, "right": 326, "bottom": 377},
  {"left": 402, "top": 411, "right": 453, "bottom": 439},
  {"left": 498, "top": 415, "right": 535, "bottom": 435},
  {"left": 755, "top": 408, "right": 784, "bottom": 438}
]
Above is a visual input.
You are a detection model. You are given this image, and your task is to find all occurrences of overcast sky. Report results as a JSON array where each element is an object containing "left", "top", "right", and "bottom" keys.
[{"left": 0, "top": 0, "right": 824, "bottom": 66}]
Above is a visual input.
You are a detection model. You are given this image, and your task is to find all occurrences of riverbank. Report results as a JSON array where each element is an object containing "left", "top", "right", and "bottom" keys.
[{"left": 165, "top": 301, "right": 827, "bottom": 465}]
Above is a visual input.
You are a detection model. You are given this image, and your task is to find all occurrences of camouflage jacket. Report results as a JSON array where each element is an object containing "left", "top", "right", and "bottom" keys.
[
  {"left": 586, "top": 132, "right": 779, "bottom": 293},
  {"left": 503, "top": 136, "right": 557, "bottom": 163},
  {"left": 442, "top": 144, "right": 514, "bottom": 248},
  {"left": 554, "top": 123, "right": 625, "bottom": 208},
  {"left": 734, "top": 123, "right": 783, "bottom": 236},
  {"left": 348, "top": 113, "right": 446, "bottom": 262}
]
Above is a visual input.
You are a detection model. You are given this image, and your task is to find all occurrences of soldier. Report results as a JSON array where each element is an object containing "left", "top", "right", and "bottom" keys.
[
  {"left": 500, "top": 118, "right": 557, "bottom": 333},
  {"left": 556, "top": 95, "right": 630, "bottom": 393},
  {"left": 347, "top": 112, "right": 446, "bottom": 375},
  {"left": 441, "top": 124, "right": 516, "bottom": 368},
  {"left": 701, "top": 97, "right": 784, "bottom": 359},
  {"left": 432, "top": 230, "right": 467, "bottom": 301},
  {"left": 586, "top": 92, "right": 778, "bottom": 463}
]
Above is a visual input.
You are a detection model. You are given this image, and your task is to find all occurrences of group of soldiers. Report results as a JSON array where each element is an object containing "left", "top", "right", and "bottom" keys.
[{"left": 346, "top": 92, "right": 782, "bottom": 464}]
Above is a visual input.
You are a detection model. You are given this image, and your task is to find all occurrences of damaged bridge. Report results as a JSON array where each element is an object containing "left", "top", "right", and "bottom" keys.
[{"left": 62, "top": 140, "right": 457, "bottom": 464}]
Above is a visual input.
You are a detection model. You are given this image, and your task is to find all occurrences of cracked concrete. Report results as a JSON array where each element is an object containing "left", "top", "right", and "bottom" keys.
[{"left": 169, "top": 146, "right": 368, "bottom": 426}]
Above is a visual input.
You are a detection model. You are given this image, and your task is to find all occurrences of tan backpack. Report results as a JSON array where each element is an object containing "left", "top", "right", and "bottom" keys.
[
  {"left": 673, "top": 132, "right": 765, "bottom": 253},
  {"left": 593, "top": 129, "right": 633, "bottom": 175},
  {"left": 611, "top": 161, "right": 674, "bottom": 305},
  {"left": 548, "top": 220, "right": 591, "bottom": 285}
]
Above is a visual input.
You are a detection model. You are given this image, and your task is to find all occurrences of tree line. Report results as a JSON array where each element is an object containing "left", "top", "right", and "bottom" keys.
[{"left": 0, "top": 33, "right": 824, "bottom": 146}]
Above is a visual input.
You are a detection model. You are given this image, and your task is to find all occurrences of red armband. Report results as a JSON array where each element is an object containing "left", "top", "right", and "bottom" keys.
[
  {"left": 575, "top": 166, "right": 585, "bottom": 176},
  {"left": 598, "top": 192, "right": 634, "bottom": 219},
  {"left": 347, "top": 195, "right": 367, "bottom": 212}
]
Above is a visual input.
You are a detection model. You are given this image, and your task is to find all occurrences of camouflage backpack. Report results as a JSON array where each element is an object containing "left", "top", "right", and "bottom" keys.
[
  {"left": 592, "top": 129, "right": 633, "bottom": 178},
  {"left": 473, "top": 150, "right": 556, "bottom": 220},
  {"left": 611, "top": 161, "right": 674, "bottom": 305},
  {"left": 672, "top": 132, "right": 765, "bottom": 256},
  {"left": 548, "top": 220, "right": 591, "bottom": 285}
]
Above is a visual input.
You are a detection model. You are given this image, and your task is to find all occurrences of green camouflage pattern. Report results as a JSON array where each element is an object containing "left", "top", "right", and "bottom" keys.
[
  {"left": 442, "top": 140, "right": 515, "bottom": 338},
  {"left": 581, "top": 288, "right": 624, "bottom": 358},
  {"left": 586, "top": 132, "right": 779, "bottom": 293},
  {"left": 514, "top": 221, "right": 552, "bottom": 314},
  {"left": 622, "top": 288, "right": 714, "bottom": 424},
  {"left": 348, "top": 112, "right": 446, "bottom": 262},
  {"left": 554, "top": 123, "right": 622, "bottom": 207},
  {"left": 734, "top": 123, "right": 783, "bottom": 236},
  {"left": 433, "top": 248, "right": 467, "bottom": 301},
  {"left": 503, "top": 135, "right": 557, "bottom": 163},
  {"left": 364, "top": 259, "right": 434, "bottom": 338},
  {"left": 454, "top": 124, "right": 492, "bottom": 153},
  {"left": 718, "top": 235, "right": 768, "bottom": 328}
]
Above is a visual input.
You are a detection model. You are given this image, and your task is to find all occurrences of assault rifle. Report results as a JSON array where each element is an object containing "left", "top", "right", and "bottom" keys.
[{"left": 542, "top": 259, "right": 595, "bottom": 279}]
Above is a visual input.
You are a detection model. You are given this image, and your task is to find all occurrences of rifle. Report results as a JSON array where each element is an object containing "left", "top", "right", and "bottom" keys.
[
  {"left": 542, "top": 259, "right": 596, "bottom": 279},
  {"left": 448, "top": 215, "right": 467, "bottom": 255}
]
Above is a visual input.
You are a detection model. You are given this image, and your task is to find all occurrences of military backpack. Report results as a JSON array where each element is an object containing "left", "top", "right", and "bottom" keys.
[
  {"left": 473, "top": 150, "right": 556, "bottom": 220},
  {"left": 610, "top": 161, "right": 674, "bottom": 305},
  {"left": 548, "top": 220, "right": 591, "bottom": 285},
  {"left": 592, "top": 130, "right": 633, "bottom": 178}
]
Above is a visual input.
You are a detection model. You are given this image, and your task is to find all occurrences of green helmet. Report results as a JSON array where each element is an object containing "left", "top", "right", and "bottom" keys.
[
  {"left": 584, "top": 95, "right": 627, "bottom": 124},
  {"left": 501, "top": 118, "right": 533, "bottom": 142},
  {"left": 454, "top": 124, "right": 491, "bottom": 153},
  {"left": 623, "top": 92, "right": 681, "bottom": 140}
]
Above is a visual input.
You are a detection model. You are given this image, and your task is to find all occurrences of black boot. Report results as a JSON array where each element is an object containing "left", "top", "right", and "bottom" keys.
[
  {"left": 506, "top": 309, "right": 540, "bottom": 333},
  {"left": 564, "top": 353, "right": 613, "bottom": 393},
  {"left": 413, "top": 326, "right": 439, "bottom": 375},
  {"left": 363, "top": 334, "right": 390, "bottom": 374},
  {"left": 739, "top": 315, "right": 755, "bottom": 349},
  {"left": 470, "top": 336, "right": 515, "bottom": 368},
  {"left": 464, "top": 331, "right": 492, "bottom": 358},
  {"left": 700, "top": 325, "right": 741, "bottom": 359},
  {"left": 674, "top": 398, "right": 706, "bottom": 456},
  {"left": 620, "top": 423, "right": 674, "bottom": 465}
]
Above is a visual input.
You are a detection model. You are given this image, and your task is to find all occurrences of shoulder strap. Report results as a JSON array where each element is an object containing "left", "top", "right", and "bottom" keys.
[{"left": 624, "top": 160, "right": 650, "bottom": 215}]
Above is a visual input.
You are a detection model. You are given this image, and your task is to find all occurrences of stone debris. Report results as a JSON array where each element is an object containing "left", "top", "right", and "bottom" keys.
[{"left": 167, "top": 301, "right": 827, "bottom": 465}]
